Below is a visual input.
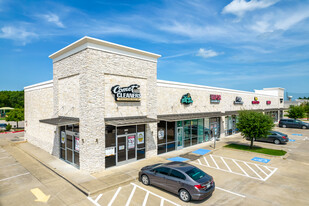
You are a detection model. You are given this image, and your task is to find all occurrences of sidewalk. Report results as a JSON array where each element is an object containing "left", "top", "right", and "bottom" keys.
[{"left": 15, "top": 133, "right": 242, "bottom": 196}]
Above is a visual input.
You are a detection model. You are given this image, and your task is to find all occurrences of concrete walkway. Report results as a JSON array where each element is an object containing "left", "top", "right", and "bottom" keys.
[{"left": 15, "top": 133, "right": 242, "bottom": 196}]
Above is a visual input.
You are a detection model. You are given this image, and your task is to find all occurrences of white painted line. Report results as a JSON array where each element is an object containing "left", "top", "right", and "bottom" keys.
[
  {"left": 87, "top": 197, "right": 101, "bottom": 206},
  {"left": 210, "top": 155, "right": 219, "bottom": 169},
  {"left": 125, "top": 184, "right": 137, "bottom": 206},
  {"left": 131, "top": 183, "right": 180, "bottom": 206},
  {"left": 95, "top": 194, "right": 103, "bottom": 203},
  {"left": 263, "top": 165, "right": 273, "bottom": 173},
  {"left": 263, "top": 168, "right": 278, "bottom": 181},
  {"left": 0, "top": 172, "right": 30, "bottom": 182},
  {"left": 244, "top": 162, "right": 263, "bottom": 180},
  {"left": 197, "top": 159, "right": 202, "bottom": 165},
  {"left": 232, "top": 159, "right": 249, "bottom": 177},
  {"left": 203, "top": 156, "right": 210, "bottom": 167},
  {"left": 255, "top": 164, "right": 268, "bottom": 177},
  {"left": 142, "top": 191, "right": 149, "bottom": 206},
  {"left": 191, "top": 162, "right": 261, "bottom": 181},
  {"left": 221, "top": 157, "right": 232, "bottom": 172},
  {"left": 0, "top": 163, "right": 19, "bottom": 169},
  {"left": 216, "top": 187, "right": 246, "bottom": 198},
  {"left": 160, "top": 198, "right": 164, "bottom": 206},
  {"left": 108, "top": 187, "right": 122, "bottom": 206}
]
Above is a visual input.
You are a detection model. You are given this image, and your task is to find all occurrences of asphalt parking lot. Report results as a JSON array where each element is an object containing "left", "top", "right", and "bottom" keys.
[{"left": 88, "top": 126, "right": 309, "bottom": 206}]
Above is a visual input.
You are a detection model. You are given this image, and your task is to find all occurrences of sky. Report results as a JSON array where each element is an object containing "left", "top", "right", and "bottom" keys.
[{"left": 0, "top": 0, "right": 308, "bottom": 99}]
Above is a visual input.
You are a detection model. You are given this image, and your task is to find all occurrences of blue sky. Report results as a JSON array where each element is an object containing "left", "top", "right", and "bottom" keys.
[{"left": 0, "top": 0, "right": 308, "bottom": 98}]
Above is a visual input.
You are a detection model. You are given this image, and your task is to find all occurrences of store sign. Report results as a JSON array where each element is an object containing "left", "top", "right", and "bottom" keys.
[
  {"left": 61, "top": 131, "right": 66, "bottom": 144},
  {"left": 137, "top": 132, "right": 144, "bottom": 144},
  {"left": 128, "top": 136, "right": 135, "bottom": 149},
  {"left": 111, "top": 84, "right": 141, "bottom": 102},
  {"left": 158, "top": 129, "right": 165, "bottom": 140},
  {"left": 234, "top": 96, "right": 244, "bottom": 105},
  {"left": 266, "top": 101, "right": 271, "bottom": 105},
  {"left": 210, "top": 94, "right": 221, "bottom": 103},
  {"left": 252, "top": 97, "right": 260, "bottom": 104},
  {"left": 75, "top": 136, "right": 80, "bottom": 151},
  {"left": 181, "top": 93, "right": 193, "bottom": 104},
  {"left": 106, "top": 147, "right": 115, "bottom": 156}
]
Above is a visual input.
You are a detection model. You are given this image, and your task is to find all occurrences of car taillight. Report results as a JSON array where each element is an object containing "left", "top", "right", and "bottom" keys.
[
  {"left": 194, "top": 184, "right": 205, "bottom": 190},
  {"left": 282, "top": 136, "right": 286, "bottom": 139}
]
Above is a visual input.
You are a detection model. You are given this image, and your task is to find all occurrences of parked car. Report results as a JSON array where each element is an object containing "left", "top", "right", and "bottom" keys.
[
  {"left": 279, "top": 119, "right": 309, "bottom": 129},
  {"left": 247, "top": 131, "right": 289, "bottom": 144},
  {"left": 0, "top": 123, "right": 7, "bottom": 131},
  {"left": 139, "top": 162, "right": 215, "bottom": 202}
]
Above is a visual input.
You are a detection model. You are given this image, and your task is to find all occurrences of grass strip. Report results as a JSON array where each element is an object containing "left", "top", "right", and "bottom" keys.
[{"left": 224, "top": 143, "right": 287, "bottom": 156}]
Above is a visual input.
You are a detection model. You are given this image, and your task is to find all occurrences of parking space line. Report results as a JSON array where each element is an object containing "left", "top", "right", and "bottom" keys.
[
  {"left": 131, "top": 183, "right": 181, "bottom": 206},
  {"left": 244, "top": 162, "right": 263, "bottom": 179},
  {"left": 210, "top": 155, "right": 219, "bottom": 169},
  {"left": 0, "top": 163, "right": 19, "bottom": 168},
  {"left": 203, "top": 156, "right": 210, "bottom": 167},
  {"left": 0, "top": 172, "right": 30, "bottom": 182},
  {"left": 255, "top": 164, "right": 268, "bottom": 176},
  {"left": 221, "top": 157, "right": 232, "bottom": 172},
  {"left": 216, "top": 187, "right": 246, "bottom": 198},
  {"left": 160, "top": 198, "right": 164, "bottom": 206},
  {"left": 126, "top": 184, "right": 137, "bottom": 206},
  {"left": 87, "top": 196, "right": 101, "bottom": 206},
  {"left": 193, "top": 154, "right": 278, "bottom": 181},
  {"left": 232, "top": 159, "right": 249, "bottom": 177},
  {"left": 108, "top": 187, "right": 122, "bottom": 206},
  {"left": 95, "top": 194, "right": 103, "bottom": 203},
  {"left": 142, "top": 191, "right": 149, "bottom": 206}
]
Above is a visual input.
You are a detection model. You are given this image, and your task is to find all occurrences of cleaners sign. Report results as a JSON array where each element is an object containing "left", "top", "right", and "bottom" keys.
[{"left": 111, "top": 84, "right": 141, "bottom": 102}]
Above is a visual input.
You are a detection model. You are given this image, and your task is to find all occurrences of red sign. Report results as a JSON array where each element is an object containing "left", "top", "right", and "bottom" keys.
[
  {"left": 210, "top": 94, "right": 221, "bottom": 103},
  {"left": 252, "top": 97, "right": 260, "bottom": 104},
  {"left": 266, "top": 101, "right": 271, "bottom": 105}
]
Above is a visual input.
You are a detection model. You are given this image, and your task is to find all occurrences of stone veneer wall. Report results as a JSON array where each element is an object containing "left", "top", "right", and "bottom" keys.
[
  {"left": 25, "top": 86, "right": 58, "bottom": 156},
  {"left": 53, "top": 48, "right": 157, "bottom": 173}
]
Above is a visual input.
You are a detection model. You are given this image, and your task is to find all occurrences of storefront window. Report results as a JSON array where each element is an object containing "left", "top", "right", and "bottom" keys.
[
  {"left": 204, "top": 118, "right": 210, "bottom": 142},
  {"left": 137, "top": 125, "right": 145, "bottom": 160},
  {"left": 157, "top": 121, "right": 176, "bottom": 154},
  {"left": 183, "top": 120, "right": 191, "bottom": 147},
  {"left": 105, "top": 125, "right": 116, "bottom": 168},
  {"left": 198, "top": 119, "right": 204, "bottom": 143}
]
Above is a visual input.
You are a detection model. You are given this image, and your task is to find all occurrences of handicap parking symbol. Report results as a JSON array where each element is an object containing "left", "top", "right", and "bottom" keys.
[
  {"left": 251, "top": 157, "right": 270, "bottom": 163},
  {"left": 289, "top": 139, "right": 295, "bottom": 142}
]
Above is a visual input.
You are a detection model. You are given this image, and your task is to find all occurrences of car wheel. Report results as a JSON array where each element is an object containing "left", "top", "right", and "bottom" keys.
[
  {"left": 274, "top": 139, "right": 280, "bottom": 145},
  {"left": 302, "top": 125, "right": 307, "bottom": 129},
  {"left": 179, "top": 189, "right": 191, "bottom": 202},
  {"left": 141, "top": 175, "right": 150, "bottom": 185},
  {"left": 282, "top": 125, "right": 287, "bottom": 128}
]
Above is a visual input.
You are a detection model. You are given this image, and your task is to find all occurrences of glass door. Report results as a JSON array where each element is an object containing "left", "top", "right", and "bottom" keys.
[
  {"left": 176, "top": 127, "right": 183, "bottom": 149},
  {"left": 117, "top": 133, "right": 137, "bottom": 165},
  {"left": 117, "top": 135, "right": 126, "bottom": 163}
]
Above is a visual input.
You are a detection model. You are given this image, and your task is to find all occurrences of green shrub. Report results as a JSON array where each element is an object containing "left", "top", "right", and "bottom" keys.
[{"left": 6, "top": 123, "right": 12, "bottom": 131}]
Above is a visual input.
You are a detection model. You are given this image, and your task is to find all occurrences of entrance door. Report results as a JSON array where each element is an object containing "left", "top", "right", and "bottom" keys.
[
  {"left": 117, "top": 134, "right": 136, "bottom": 165},
  {"left": 176, "top": 127, "right": 183, "bottom": 149},
  {"left": 210, "top": 122, "right": 219, "bottom": 140}
]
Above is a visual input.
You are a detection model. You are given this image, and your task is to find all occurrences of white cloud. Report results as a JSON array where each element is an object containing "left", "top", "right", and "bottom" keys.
[
  {"left": 196, "top": 48, "right": 222, "bottom": 58},
  {"left": 0, "top": 26, "right": 37, "bottom": 45},
  {"left": 41, "top": 13, "right": 64, "bottom": 28},
  {"left": 222, "top": 0, "right": 279, "bottom": 17}
]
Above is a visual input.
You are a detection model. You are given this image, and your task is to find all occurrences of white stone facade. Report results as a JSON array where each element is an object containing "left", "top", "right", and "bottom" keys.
[{"left": 24, "top": 37, "right": 284, "bottom": 173}]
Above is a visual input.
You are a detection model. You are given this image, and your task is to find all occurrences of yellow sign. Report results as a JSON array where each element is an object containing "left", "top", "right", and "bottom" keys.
[
  {"left": 31, "top": 188, "right": 50, "bottom": 203},
  {"left": 254, "top": 97, "right": 258, "bottom": 101}
]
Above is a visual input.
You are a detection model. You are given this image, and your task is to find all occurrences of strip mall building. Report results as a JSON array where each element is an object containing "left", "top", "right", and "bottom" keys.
[{"left": 24, "top": 37, "right": 285, "bottom": 173}]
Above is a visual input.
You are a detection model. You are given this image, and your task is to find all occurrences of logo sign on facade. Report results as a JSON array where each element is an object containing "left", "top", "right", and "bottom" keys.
[
  {"left": 280, "top": 98, "right": 283, "bottom": 103},
  {"left": 266, "top": 101, "right": 271, "bottom": 105},
  {"left": 111, "top": 84, "right": 141, "bottom": 102},
  {"left": 210, "top": 94, "right": 221, "bottom": 103},
  {"left": 252, "top": 97, "right": 260, "bottom": 104},
  {"left": 181, "top": 93, "right": 193, "bottom": 104},
  {"left": 234, "top": 96, "right": 244, "bottom": 105}
]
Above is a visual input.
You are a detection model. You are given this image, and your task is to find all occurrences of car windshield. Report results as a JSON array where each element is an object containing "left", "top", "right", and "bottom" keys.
[{"left": 185, "top": 167, "right": 206, "bottom": 181}]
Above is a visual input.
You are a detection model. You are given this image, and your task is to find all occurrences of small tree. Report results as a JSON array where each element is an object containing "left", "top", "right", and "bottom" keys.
[
  {"left": 287, "top": 105, "right": 305, "bottom": 119},
  {"left": 301, "top": 102, "right": 309, "bottom": 120},
  {"left": 5, "top": 108, "right": 24, "bottom": 128},
  {"left": 6, "top": 123, "right": 12, "bottom": 131},
  {"left": 237, "top": 111, "right": 274, "bottom": 149}
]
